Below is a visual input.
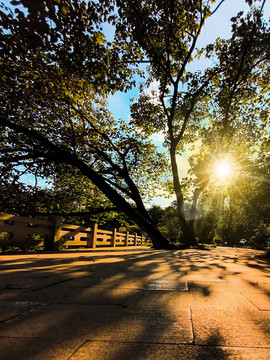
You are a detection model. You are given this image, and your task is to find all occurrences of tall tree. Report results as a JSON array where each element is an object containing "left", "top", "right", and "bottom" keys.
[
  {"left": 0, "top": 0, "right": 171, "bottom": 248},
  {"left": 116, "top": 0, "right": 270, "bottom": 245},
  {"left": 1, "top": 0, "right": 269, "bottom": 248}
]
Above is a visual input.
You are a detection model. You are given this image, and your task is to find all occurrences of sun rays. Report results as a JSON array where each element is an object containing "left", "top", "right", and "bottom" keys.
[
  {"left": 194, "top": 150, "right": 267, "bottom": 223},
  {"left": 213, "top": 159, "right": 233, "bottom": 182}
]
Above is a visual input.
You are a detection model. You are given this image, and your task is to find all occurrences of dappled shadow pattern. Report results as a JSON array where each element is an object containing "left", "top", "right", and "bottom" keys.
[{"left": 0, "top": 248, "right": 270, "bottom": 359}]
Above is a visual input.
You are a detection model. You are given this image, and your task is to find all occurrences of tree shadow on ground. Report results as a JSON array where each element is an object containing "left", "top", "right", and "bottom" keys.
[
  {"left": 188, "top": 282, "right": 211, "bottom": 297},
  {"left": 194, "top": 330, "right": 231, "bottom": 360},
  {"left": 0, "top": 248, "right": 269, "bottom": 359}
]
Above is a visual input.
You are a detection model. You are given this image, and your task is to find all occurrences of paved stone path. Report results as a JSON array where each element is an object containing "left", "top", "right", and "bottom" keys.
[{"left": 0, "top": 247, "right": 269, "bottom": 359}]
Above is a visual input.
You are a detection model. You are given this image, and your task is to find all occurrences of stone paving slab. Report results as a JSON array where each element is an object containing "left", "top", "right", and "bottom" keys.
[
  {"left": 0, "top": 338, "right": 83, "bottom": 360},
  {"left": 188, "top": 281, "right": 256, "bottom": 308},
  {"left": 191, "top": 307, "right": 270, "bottom": 348},
  {"left": 11, "top": 274, "right": 145, "bottom": 305},
  {"left": 0, "top": 304, "right": 193, "bottom": 344},
  {"left": 0, "top": 300, "right": 48, "bottom": 323},
  {"left": 0, "top": 248, "right": 269, "bottom": 359},
  {"left": 89, "top": 275, "right": 149, "bottom": 289},
  {"left": 0, "top": 273, "right": 73, "bottom": 291},
  {"left": 18, "top": 285, "right": 137, "bottom": 305},
  {"left": 242, "top": 292, "right": 270, "bottom": 311},
  {"left": 123, "top": 289, "right": 192, "bottom": 308},
  {"left": 57, "top": 273, "right": 103, "bottom": 288},
  {"left": 138, "top": 278, "right": 188, "bottom": 291},
  {"left": 69, "top": 341, "right": 270, "bottom": 360}
]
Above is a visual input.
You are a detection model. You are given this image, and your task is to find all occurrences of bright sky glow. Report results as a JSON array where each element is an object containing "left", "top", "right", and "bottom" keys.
[{"left": 213, "top": 159, "right": 233, "bottom": 181}]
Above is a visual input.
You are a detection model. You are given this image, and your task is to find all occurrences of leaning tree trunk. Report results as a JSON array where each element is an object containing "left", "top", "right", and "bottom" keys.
[
  {"left": 1, "top": 118, "right": 172, "bottom": 249},
  {"left": 68, "top": 153, "right": 171, "bottom": 249}
]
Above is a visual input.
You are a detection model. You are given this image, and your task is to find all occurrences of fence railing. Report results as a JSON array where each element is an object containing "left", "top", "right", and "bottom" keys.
[{"left": 0, "top": 213, "right": 146, "bottom": 250}]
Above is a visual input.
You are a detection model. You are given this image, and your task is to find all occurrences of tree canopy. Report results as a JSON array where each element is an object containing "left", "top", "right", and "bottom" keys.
[
  {"left": 0, "top": 0, "right": 269, "bottom": 248},
  {"left": 125, "top": 0, "right": 270, "bottom": 245}
]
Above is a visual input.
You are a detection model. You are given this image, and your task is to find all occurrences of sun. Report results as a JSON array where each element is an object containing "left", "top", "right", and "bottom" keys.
[{"left": 213, "top": 159, "right": 233, "bottom": 181}]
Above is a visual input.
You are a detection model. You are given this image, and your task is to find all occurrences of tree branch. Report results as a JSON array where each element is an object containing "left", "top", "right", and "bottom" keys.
[
  {"left": 211, "top": 0, "right": 225, "bottom": 15},
  {"left": 32, "top": 207, "right": 119, "bottom": 217}
]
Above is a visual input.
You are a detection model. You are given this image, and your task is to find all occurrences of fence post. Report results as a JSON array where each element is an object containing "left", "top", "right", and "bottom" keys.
[
  {"left": 46, "top": 216, "right": 62, "bottom": 250},
  {"left": 89, "top": 223, "right": 98, "bottom": 248},
  {"left": 124, "top": 231, "right": 129, "bottom": 246},
  {"left": 134, "top": 233, "right": 137, "bottom": 246},
  {"left": 111, "top": 228, "right": 117, "bottom": 247}
]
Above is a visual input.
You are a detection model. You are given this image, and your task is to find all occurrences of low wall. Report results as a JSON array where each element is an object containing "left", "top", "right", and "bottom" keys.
[{"left": 0, "top": 213, "right": 146, "bottom": 250}]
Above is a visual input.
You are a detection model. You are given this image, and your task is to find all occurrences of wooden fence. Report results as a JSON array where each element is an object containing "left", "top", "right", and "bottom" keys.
[{"left": 0, "top": 213, "right": 146, "bottom": 250}]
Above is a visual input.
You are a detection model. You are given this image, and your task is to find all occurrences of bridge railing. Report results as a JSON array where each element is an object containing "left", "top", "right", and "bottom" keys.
[{"left": 0, "top": 213, "right": 146, "bottom": 251}]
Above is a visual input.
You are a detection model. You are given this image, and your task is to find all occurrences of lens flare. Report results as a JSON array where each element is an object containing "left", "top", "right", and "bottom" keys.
[{"left": 213, "top": 159, "right": 232, "bottom": 181}]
